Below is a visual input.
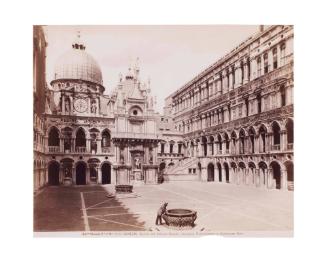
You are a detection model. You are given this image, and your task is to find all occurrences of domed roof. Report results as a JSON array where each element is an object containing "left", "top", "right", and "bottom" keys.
[{"left": 53, "top": 44, "right": 103, "bottom": 86}]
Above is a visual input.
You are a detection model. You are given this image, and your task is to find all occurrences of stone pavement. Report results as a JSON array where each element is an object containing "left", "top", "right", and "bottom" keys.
[{"left": 34, "top": 181, "right": 293, "bottom": 235}]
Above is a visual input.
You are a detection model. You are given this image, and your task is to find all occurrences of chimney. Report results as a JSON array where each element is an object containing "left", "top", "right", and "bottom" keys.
[{"left": 259, "top": 25, "right": 264, "bottom": 32}]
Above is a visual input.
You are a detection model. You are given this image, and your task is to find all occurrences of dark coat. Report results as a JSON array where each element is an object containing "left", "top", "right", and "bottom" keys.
[{"left": 157, "top": 203, "right": 168, "bottom": 216}]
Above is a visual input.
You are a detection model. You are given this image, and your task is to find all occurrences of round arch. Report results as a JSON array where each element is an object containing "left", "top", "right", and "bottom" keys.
[
  {"left": 75, "top": 161, "right": 87, "bottom": 185},
  {"left": 217, "top": 162, "right": 222, "bottom": 182},
  {"left": 207, "top": 162, "right": 215, "bottom": 182},
  {"left": 270, "top": 161, "right": 282, "bottom": 189},
  {"left": 223, "top": 162, "right": 230, "bottom": 183},
  {"left": 48, "top": 161, "right": 60, "bottom": 185},
  {"left": 101, "top": 162, "right": 111, "bottom": 184},
  {"left": 284, "top": 160, "right": 294, "bottom": 191},
  {"left": 48, "top": 126, "right": 60, "bottom": 147}
]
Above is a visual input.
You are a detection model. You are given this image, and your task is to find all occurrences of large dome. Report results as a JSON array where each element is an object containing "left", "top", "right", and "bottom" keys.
[{"left": 53, "top": 45, "right": 103, "bottom": 86}]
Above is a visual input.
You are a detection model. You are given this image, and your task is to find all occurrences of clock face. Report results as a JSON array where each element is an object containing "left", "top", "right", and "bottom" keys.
[{"left": 74, "top": 98, "right": 88, "bottom": 113}]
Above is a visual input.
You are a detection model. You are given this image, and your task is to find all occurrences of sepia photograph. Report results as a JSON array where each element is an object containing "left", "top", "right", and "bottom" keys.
[{"left": 33, "top": 24, "right": 294, "bottom": 237}]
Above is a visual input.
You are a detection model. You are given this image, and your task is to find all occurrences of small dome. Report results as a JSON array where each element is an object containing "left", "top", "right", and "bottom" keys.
[{"left": 53, "top": 45, "right": 103, "bottom": 86}]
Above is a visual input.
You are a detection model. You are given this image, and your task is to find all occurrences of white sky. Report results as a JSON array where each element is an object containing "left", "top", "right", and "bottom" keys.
[{"left": 45, "top": 25, "right": 259, "bottom": 113}]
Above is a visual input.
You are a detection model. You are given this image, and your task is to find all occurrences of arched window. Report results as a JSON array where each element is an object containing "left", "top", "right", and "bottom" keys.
[
  {"left": 101, "top": 130, "right": 111, "bottom": 147},
  {"left": 224, "top": 133, "right": 230, "bottom": 153},
  {"left": 48, "top": 127, "right": 59, "bottom": 146},
  {"left": 75, "top": 128, "right": 86, "bottom": 148},
  {"left": 272, "top": 122, "right": 281, "bottom": 150}
]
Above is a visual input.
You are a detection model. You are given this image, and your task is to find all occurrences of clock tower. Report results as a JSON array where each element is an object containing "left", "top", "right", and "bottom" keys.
[{"left": 49, "top": 33, "right": 106, "bottom": 117}]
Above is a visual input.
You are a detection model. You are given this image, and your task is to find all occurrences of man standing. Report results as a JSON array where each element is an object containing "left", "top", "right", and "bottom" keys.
[{"left": 155, "top": 202, "right": 168, "bottom": 225}]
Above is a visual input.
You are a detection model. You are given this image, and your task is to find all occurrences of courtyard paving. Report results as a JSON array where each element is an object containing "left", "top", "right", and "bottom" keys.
[{"left": 34, "top": 181, "right": 293, "bottom": 236}]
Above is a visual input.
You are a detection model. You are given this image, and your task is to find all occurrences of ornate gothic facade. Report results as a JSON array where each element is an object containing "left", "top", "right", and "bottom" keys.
[{"left": 162, "top": 25, "right": 294, "bottom": 191}]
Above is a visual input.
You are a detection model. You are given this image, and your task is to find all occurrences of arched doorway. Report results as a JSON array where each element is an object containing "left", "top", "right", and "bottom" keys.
[
  {"left": 76, "top": 162, "right": 86, "bottom": 185},
  {"left": 48, "top": 161, "right": 60, "bottom": 185},
  {"left": 207, "top": 163, "right": 214, "bottom": 182},
  {"left": 217, "top": 163, "right": 222, "bottom": 182},
  {"left": 101, "top": 163, "right": 111, "bottom": 184},
  {"left": 223, "top": 162, "right": 229, "bottom": 183},
  {"left": 285, "top": 161, "right": 294, "bottom": 191},
  {"left": 271, "top": 162, "right": 282, "bottom": 189}
]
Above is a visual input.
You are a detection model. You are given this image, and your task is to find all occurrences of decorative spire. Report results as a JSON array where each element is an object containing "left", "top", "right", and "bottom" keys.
[
  {"left": 134, "top": 57, "right": 140, "bottom": 78},
  {"left": 72, "top": 30, "right": 86, "bottom": 50}
]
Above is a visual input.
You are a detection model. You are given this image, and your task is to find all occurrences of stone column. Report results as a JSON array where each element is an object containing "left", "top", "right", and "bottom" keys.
[
  {"left": 86, "top": 167, "right": 90, "bottom": 185},
  {"left": 60, "top": 137, "right": 64, "bottom": 152},
  {"left": 97, "top": 167, "right": 102, "bottom": 184},
  {"left": 222, "top": 167, "right": 226, "bottom": 183},
  {"left": 281, "top": 130, "right": 287, "bottom": 151},
  {"left": 255, "top": 134, "right": 259, "bottom": 153},
  {"left": 214, "top": 166, "right": 219, "bottom": 182},
  {"left": 96, "top": 139, "right": 101, "bottom": 154},
  {"left": 72, "top": 167, "right": 76, "bottom": 185},
  {"left": 281, "top": 168, "right": 288, "bottom": 191},
  {"left": 59, "top": 166, "right": 64, "bottom": 184},
  {"left": 235, "top": 63, "right": 241, "bottom": 88},
  {"left": 86, "top": 138, "right": 91, "bottom": 153},
  {"left": 229, "top": 71, "right": 233, "bottom": 91}
]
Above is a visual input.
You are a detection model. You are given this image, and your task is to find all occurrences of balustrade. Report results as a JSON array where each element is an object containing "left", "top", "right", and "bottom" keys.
[{"left": 48, "top": 146, "right": 60, "bottom": 153}]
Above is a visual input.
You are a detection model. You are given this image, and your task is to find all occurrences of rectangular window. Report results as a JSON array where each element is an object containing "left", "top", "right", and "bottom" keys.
[
  {"left": 264, "top": 53, "right": 269, "bottom": 74},
  {"left": 273, "top": 48, "right": 278, "bottom": 69},
  {"left": 178, "top": 144, "right": 182, "bottom": 154},
  {"left": 161, "top": 144, "right": 165, "bottom": 153}
]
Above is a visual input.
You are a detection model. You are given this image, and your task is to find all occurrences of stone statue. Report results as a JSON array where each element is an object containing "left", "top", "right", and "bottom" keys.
[
  {"left": 65, "top": 99, "right": 70, "bottom": 112},
  {"left": 135, "top": 157, "right": 141, "bottom": 169},
  {"left": 91, "top": 102, "right": 97, "bottom": 113}
]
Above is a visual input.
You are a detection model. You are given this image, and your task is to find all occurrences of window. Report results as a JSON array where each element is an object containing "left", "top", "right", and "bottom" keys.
[
  {"left": 257, "top": 57, "right": 262, "bottom": 77},
  {"left": 178, "top": 144, "right": 182, "bottom": 154},
  {"left": 264, "top": 53, "right": 269, "bottom": 74},
  {"left": 281, "top": 86, "right": 286, "bottom": 106},
  {"left": 273, "top": 48, "right": 278, "bottom": 69},
  {"left": 161, "top": 143, "right": 165, "bottom": 153},
  {"left": 170, "top": 144, "right": 174, "bottom": 154},
  {"left": 245, "top": 98, "right": 249, "bottom": 116},
  {"left": 280, "top": 43, "right": 286, "bottom": 66},
  {"left": 257, "top": 94, "right": 262, "bottom": 114}
]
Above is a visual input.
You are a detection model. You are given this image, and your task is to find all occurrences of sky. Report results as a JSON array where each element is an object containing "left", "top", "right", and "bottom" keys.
[{"left": 44, "top": 25, "right": 259, "bottom": 113}]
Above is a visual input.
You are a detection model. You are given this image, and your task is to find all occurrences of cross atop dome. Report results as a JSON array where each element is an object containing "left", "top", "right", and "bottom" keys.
[{"left": 72, "top": 30, "right": 86, "bottom": 50}]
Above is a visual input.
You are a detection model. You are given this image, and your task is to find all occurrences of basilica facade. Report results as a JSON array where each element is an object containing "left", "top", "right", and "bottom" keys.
[{"left": 33, "top": 25, "right": 293, "bottom": 192}]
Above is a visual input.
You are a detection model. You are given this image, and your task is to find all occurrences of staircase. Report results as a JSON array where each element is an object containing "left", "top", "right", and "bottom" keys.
[
  {"left": 287, "top": 181, "right": 294, "bottom": 191},
  {"left": 165, "top": 157, "right": 198, "bottom": 175}
]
